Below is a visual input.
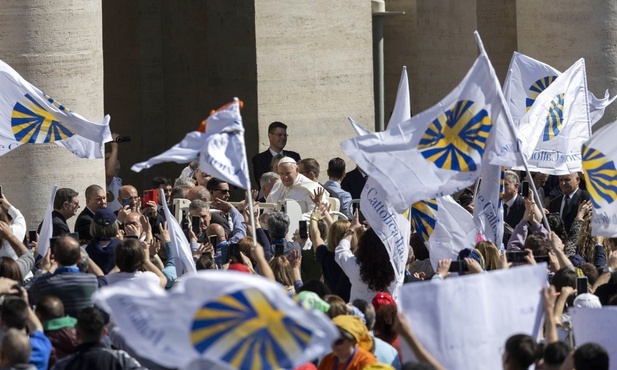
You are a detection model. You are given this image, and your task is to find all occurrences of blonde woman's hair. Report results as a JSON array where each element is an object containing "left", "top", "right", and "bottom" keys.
[{"left": 327, "top": 220, "right": 357, "bottom": 252}]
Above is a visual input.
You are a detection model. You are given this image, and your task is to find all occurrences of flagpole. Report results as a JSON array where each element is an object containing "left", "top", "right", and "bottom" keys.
[
  {"left": 246, "top": 184, "right": 258, "bottom": 247},
  {"left": 473, "top": 31, "right": 552, "bottom": 233}
]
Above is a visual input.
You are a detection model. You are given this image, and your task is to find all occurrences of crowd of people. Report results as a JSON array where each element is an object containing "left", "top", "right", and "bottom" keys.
[{"left": 0, "top": 121, "right": 612, "bottom": 370}]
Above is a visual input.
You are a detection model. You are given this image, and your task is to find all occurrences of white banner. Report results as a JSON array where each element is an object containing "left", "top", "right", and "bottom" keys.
[
  {"left": 571, "top": 307, "right": 617, "bottom": 370},
  {"left": 399, "top": 264, "right": 546, "bottom": 370},
  {"left": 360, "top": 178, "right": 410, "bottom": 288}
]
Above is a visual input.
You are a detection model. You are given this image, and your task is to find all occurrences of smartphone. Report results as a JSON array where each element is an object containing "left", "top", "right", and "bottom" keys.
[
  {"left": 274, "top": 243, "right": 285, "bottom": 257},
  {"left": 152, "top": 190, "right": 160, "bottom": 204},
  {"left": 191, "top": 216, "right": 201, "bottom": 237},
  {"left": 209, "top": 235, "right": 218, "bottom": 246},
  {"left": 576, "top": 276, "right": 588, "bottom": 295},
  {"left": 449, "top": 260, "right": 468, "bottom": 273},
  {"left": 506, "top": 251, "right": 527, "bottom": 263},
  {"left": 521, "top": 181, "right": 530, "bottom": 198},
  {"left": 299, "top": 220, "right": 308, "bottom": 239},
  {"left": 49, "top": 237, "right": 59, "bottom": 255},
  {"left": 229, "top": 243, "right": 242, "bottom": 262},
  {"left": 143, "top": 190, "right": 153, "bottom": 205},
  {"left": 535, "top": 255, "right": 550, "bottom": 263},
  {"left": 122, "top": 198, "right": 131, "bottom": 207},
  {"left": 28, "top": 229, "right": 37, "bottom": 243},
  {"left": 124, "top": 235, "right": 139, "bottom": 240}
]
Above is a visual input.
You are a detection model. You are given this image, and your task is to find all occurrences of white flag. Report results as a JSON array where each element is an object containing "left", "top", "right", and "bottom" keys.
[
  {"left": 473, "top": 165, "right": 505, "bottom": 247},
  {"left": 36, "top": 185, "right": 57, "bottom": 260},
  {"left": 94, "top": 271, "right": 338, "bottom": 370},
  {"left": 504, "top": 51, "right": 615, "bottom": 127},
  {"left": 582, "top": 121, "right": 617, "bottom": 237},
  {"left": 131, "top": 132, "right": 202, "bottom": 172},
  {"left": 387, "top": 66, "right": 412, "bottom": 132},
  {"left": 199, "top": 99, "right": 251, "bottom": 190},
  {"left": 159, "top": 189, "right": 196, "bottom": 275},
  {"left": 132, "top": 99, "right": 251, "bottom": 190},
  {"left": 398, "top": 265, "right": 546, "bottom": 370},
  {"left": 0, "top": 59, "right": 111, "bottom": 158},
  {"left": 516, "top": 58, "right": 590, "bottom": 175},
  {"left": 342, "top": 46, "right": 516, "bottom": 213},
  {"left": 360, "top": 178, "right": 410, "bottom": 287},
  {"left": 425, "top": 196, "right": 477, "bottom": 271}
]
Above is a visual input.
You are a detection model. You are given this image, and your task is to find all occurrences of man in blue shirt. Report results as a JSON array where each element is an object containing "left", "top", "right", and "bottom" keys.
[{"left": 324, "top": 157, "right": 353, "bottom": 218}]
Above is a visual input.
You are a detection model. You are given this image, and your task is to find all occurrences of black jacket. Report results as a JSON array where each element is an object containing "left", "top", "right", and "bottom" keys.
[
  {"left": 52, "top": 343, "right": 144, "bottom": 370},
  {"left": 251, "top": 149, "right": 300, "bottom": 187}
]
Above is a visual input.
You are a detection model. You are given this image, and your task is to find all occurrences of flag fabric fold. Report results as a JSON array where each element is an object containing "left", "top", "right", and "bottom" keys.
[
  {"left": 473, "top": 165, "right": 505, "bottom": 247},
  {"left": 360, "top": 178, "right": 410, "bottom": 287},
  {"left": 94, "top": 271, "right": 338, "bottom": 370},
  {"left": 36, "top": 185, "right": 58, "bottom": 260},
  {"left": 200, "top": 99, "right": 251, "bottom": 190},
  {"left": 132, "top": 99, "right": 251, "bottom": 191},
  {"left": 0, "top": 59, "right": 111, "bottom": 158},
  {"left": 589, "top": 89, "right": 617, "bottom": 127},
  {"left": 341, "top": 48, "right": 518, "bottom": 213},
  {"left": 387, "top": 66, "right": 412, "bottom": 132},
  {"left": 347, "top": 117, "right": 371, "bottom": 136},
  {"left": 416, "top": 196, "right": 477, "bottom": 271},
  {"left": 159, "top": 188, "right": 196, "bottom": 275},
  {"left": 515, "top": 58, "right": 590, "bottom": 175},
  {"left": 581, "top": 121, "right": 617, "bottom": 237},
  {"left": 131, "top": 132, "right": 203, "bottom": 172}
]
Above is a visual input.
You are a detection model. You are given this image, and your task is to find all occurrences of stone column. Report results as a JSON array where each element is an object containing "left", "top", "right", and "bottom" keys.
[
  {"left": 412, "top": 0, "right": 478, "bottom": 112},
  {"left": 253, "top": 0, "right": 375, "bottom": 182},
  {"left": 0, "top": 1, "right": 105, "bottom": 230},
  {"left": 517, "top": 0, "right": 617, "bottom": 128}
]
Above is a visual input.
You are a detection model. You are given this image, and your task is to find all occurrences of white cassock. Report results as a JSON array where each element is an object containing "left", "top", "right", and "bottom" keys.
[{"left": 266, "top": 174, "right": 330, "bottom": 213}]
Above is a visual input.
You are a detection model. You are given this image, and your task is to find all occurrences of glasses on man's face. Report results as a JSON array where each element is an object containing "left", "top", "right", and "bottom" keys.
[{"left": 215, "top": 189, "right": 230, "bottom": 194}]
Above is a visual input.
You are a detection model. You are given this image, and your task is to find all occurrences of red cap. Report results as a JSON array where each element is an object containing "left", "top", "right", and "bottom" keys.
[
  {"left": 227, "top": 263, "right": 250, "bottom": 274},
  {"left": 372, "top": 292, "right": 396, "bottom": 311}
]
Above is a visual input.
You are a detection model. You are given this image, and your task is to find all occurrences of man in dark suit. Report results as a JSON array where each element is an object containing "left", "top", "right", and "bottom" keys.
[
  {"left": 503, "top": 171, "right": 526, "bottom": 228},
  {"left": 251, "top": 121, "right": 301, "bottom": 187},
  {"left": 74, "top": 185, "right": 107, "bottom": 241},
  {"left": 548, "top": 172, "right": 590, "bottom": 232},
  {"left": 340, "top": 165, "right": 367, "bottom": 200}
]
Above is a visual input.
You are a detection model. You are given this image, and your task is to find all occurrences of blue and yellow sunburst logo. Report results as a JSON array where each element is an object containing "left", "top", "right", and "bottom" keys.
[
  {"left": 582, "top": 145, "right": 617, "bottom": 209},
  {"left": 418, "top": 100, "right": 491, "bottom": 172},
  {"left": 526, "top": 75, "right": 557, "bottom": 111},
  {"left": 411, "top": 199, "right": 438, "bottom": 242},
  {"left": 190, "top": 288, "right": 312, "bottom": 370},
  {"left": 542, "top": 93, "right": 564, "bottom": 142},
  {"left": 11, "top": 94, "right": 74, "bottom": 143}
]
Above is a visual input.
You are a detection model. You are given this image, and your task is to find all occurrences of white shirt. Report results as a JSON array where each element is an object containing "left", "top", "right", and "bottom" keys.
[
  {"left": 105, "top": 271, "right": 160, "bottom": 286},
  {"left": 335, "top": 238, "right": 398, "bottom": 303}
]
